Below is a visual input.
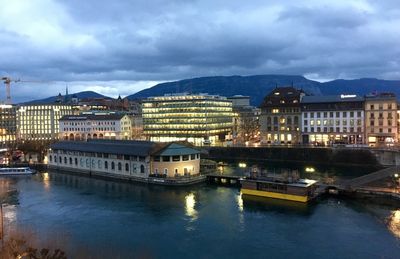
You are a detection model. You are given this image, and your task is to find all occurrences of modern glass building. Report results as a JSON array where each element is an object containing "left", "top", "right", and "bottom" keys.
[
  {"left": 142, "top": 94, "right": 233, "bottom": 145},
  {"left": 17, "top": 104, "right": 74, "bottom": 141}
]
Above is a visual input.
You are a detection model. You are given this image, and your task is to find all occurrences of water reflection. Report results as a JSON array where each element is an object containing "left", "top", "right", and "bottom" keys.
[
  {"left": 42, "top": 172, "right": 50, "bottom": 191},
  {"left": 236, "top": 193, "right": 243, "bottom": 212},
  {"left": 387, "top": 210, "right": 400, "bottom": 238},
  {"left": 185, "top": 193, "right": 197, "bottom": 221}
]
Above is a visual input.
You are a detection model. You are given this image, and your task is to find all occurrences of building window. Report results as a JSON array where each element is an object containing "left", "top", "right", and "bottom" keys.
[
  {"left": 379, "top": 128, "right": 383, "bottom": 133},
  {"left": 304, "top": 120, "right": 308, "bottom": 126},
  {"left": 105, "top": 161, "right": 108, "bottom": 169},
  {"left": 388, "top": 128, "right": 392, "bottom": 133},
  {"left": 140, "top": 165, "right": 145, "bottom": 174},
  {"left": 118, "top": 162, "right": 122, "bottom": 171},
  {"left": 350, "top": 112, "right": 354, "bottom": 117},
  {"left": 54, "top": 156, "right": 57, "bottom": 162},
  {"left": 75, "top": 158, "right": 78, "bottom": 165},
  {"left": 388, "top": 103, "right": 393, "bottom": 110},
  {"left": 69, "top": 157, "right": 72, "bottom": 165},
  {"left": 162, "top": 156, "right": 170, "bottom": 162},
  {"left": 336, "top": 112, "right": 340, "bottom": 117},
  {"left": 64, "top": 157, "right": 67, "bottom": 164},
  {"left": 98, "top": 160, "right": 102, "bottom": 169},
  {"left": 182, "top": 155, "right": 189, "bottom": 161},
  {"left": 154, "top": 156, "right": 161, "bottom": 162},
  {"left": 190, "top": 154, "right": 196, "bottom": 160},
  {"left": 125, "top": 163, "right": 129, "bottom": 172},
  {"left": 370, "top": 104, "right": 374, "bottom": 110},
  {"left": 49, "top": 156, "right": 52, "bottom": 162},
  {"left": 111, "top": 162, "right": 115, "bottom": 170},
  {"left": 172, "top": 156, "right": 180, "bottom": 162},
  {"left": 164, "top": 168, "right": 168, "bottom": 175}
]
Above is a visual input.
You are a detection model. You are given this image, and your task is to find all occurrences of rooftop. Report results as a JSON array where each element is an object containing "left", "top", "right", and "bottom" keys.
[
  {"left": 51, "top": 139, "right": 200, "bottom": 157},
  {"left": 60, "top": 114, "right": 126, "bottom": 121},
  {"left": 301, "top": 95, "right": 364, "bottom": 104}
]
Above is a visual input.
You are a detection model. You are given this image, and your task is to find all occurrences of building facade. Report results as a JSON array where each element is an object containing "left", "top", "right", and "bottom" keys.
[
  {"left": 17, "top": 104, "right": 74, "bottom": 141},
  {"left": 47, "top": 140, "right": 202, "bottom": 184},
  {"left": 228, "top": 96, "right": 260, "bottom": 143},
  {"left": 260, "top": 87, "right": 304, "bottom": 144},
  {"left": 364, "top": 93, "right": 398, "bottom": 146},
  {"left": 142, "top": 94, "right": 233, "bottom": 146},
  {"left": 301, "top": 95, "right": 365, "bottom": 145},
  {"left": 59, "top": 113, "right": 132, "bottom": 141},
  {"left": 0, "top": 104, "right": 17, "bottom": 147}
]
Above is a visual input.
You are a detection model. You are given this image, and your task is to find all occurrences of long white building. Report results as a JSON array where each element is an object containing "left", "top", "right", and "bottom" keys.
[
  {"left": 301, "top": 95, "right": 365, "bottom": 145},
  {"left": 59, "top": 114, "right": 132, "bottom": 141},
  {"left": 48, "top": 140, "right": 203, "bottom": 185}
]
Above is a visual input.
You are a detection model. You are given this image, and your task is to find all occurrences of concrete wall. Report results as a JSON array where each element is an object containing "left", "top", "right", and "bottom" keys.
[{"left": 205, "top": 147, "right": 382, "bottom": 166}]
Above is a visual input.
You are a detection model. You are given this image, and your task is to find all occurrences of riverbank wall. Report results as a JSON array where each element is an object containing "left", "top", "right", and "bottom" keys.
[{"left": 204, "top": 147, "right": 398, "bottom": 167}]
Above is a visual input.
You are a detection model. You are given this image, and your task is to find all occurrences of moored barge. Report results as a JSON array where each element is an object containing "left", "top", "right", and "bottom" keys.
[{"left": 241, "top": 175, "right": 317, "bottom": 203}]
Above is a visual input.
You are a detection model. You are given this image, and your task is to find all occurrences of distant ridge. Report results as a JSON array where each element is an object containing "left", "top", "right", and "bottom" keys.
[
  {"left": 23, "top": 91, "right": 110, "bottom": 104},
  {"left": 127, "top": 75, "right": 400, "bottom": 106},
  {"left": 22, "top": 75, "right": 400, "bottom": 106},
  {"left": 127, "top": 75, "right": 322, "bottom": 106}
]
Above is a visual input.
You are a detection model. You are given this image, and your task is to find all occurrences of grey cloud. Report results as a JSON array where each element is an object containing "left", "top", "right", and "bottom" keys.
[{"left": 0, "top": 0, "right": 399, "bottom": 102}]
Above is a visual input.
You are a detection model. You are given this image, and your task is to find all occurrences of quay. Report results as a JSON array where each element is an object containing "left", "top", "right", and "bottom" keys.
[{"left": 206, "top": 166, "right": 400, "bottom": 203}]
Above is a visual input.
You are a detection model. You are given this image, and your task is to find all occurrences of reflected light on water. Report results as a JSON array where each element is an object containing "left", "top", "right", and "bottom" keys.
[
  {"left": 43, "top": 172, "right": 50, "bottom": 190},
  {"left": 185, "top": 193, "right": 198, "bottom": 221},
  {"left": 236, "top": 193, "right": 243, "bottom": 212},
  {"left": 387, "top": 210, "right": 400, "bottom": 238}
]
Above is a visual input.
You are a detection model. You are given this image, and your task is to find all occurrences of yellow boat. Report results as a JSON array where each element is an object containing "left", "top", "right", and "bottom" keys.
[{"left": 241, "top": 177, "right": 317, "bottom": 203}]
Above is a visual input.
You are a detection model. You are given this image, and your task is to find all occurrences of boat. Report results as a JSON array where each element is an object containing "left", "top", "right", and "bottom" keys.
[
  {"left": 240, "top": 168, "right": 317, "bottom": 203},
  {"left": 0, "top": 167, "right": 36, "bottom": 176}
]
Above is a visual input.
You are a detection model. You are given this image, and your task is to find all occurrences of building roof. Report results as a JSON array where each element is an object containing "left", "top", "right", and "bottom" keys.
[
  {"left": 51, "top": 139, "right": 200, "bottom": 157},
  {"left": 301, "top": 95, "right": 364, "bottom": 104},
  {"left": 51, "top": 139, "right": 155, "bottom": 156},
  {"left": 260, "top": 87, "right": 304, "bottom": 108},
  {"left": 152, "top": 142, "right": 200, "bottom": 156},
  {"left": 60, "top": 114, "right": 126, "bottom": 121}
]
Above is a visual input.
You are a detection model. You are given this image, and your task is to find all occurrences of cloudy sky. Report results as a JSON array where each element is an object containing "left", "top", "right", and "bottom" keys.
[{"left": 0, "top": 0, "right": 399, "bottom": 102}]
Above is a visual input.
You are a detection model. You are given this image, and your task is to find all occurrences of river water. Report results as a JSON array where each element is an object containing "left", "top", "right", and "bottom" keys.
[{"left": 0, "top": 164, "right": 399, "bottom": 258}]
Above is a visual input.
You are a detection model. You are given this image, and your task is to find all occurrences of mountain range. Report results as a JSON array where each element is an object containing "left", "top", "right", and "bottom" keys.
[
  {"left": 25, "top": 91, "right": 109, "bottom": 104},
  {"left": 27, "top": 75, "right": 400, "bottom": 106}
]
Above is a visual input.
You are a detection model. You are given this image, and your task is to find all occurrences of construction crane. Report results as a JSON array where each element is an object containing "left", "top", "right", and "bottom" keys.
[
  {"left": 1, "top": 77, "right": 49, "bottom": 104},
  {"left": 1, "top": 77, "right": 19, "bottom": 104}
]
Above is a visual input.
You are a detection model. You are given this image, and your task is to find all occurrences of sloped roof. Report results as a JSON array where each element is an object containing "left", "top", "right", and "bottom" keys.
[
  {"left": 60, "top": 114, "right": 126, "bottom": 121},
  {"left": 51, "top": 140, "right": 200, "bottom": 157},
  {"left": 301, "top": 95, "right": 364, "bottom": 104},
  {"left": 151, "top": 142, "right": 200, "bottom": 156},
  {"left": 51, "top": 140, "right": 155, "bottom": 156}
]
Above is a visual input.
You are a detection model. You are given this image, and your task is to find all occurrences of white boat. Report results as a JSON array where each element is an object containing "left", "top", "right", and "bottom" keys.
[{"left": 0, "top": 167, "right": 36, "bottom": 175}]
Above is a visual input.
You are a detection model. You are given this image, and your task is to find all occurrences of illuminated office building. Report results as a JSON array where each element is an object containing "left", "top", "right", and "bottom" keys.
[
  {"left": 301, "top": 95, "right": 364, "bottom": 145},
  {"left": 17, "top": 104, "right": 74, "bottom": 141},
  {"left": 142, "top": 94, "right": 233, "bottom": 145},
  {"left": 0, "top": 104, "right": 17, "bottom": 147}
]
